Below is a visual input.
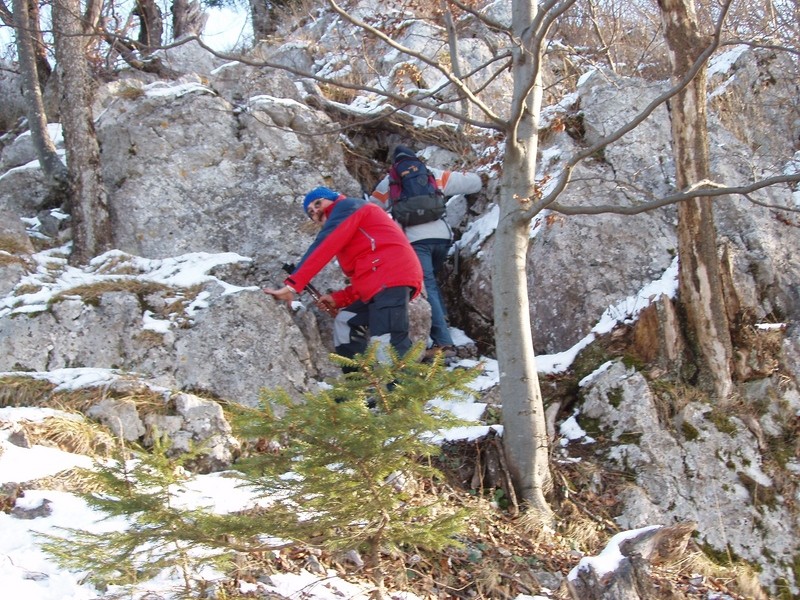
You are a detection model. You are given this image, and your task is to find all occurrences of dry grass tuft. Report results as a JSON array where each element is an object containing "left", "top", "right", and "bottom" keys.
[
  {"left": 118, "top": 389, "right": 170, "bottom": 419},
  {"left": 114, "top": 83, "right": 146, "bottom": 101},
  {"left": 26, "top": 467, "right": 109, "bottom": 495},
  {"left": 0, "top": 376, "right": 56, "bottom": 408},
  {"left": 156, "top": 284, "right": 203, "bottom": 317},
  {"left": 23, "top": 415, "right": 120, "bottom": 458},
  {"left": 0, "top": 234, "right": 32, "bottom": 255},
  {"left": 54, "top": 387, "right": 168, "bottom": 420},
  {"left": 516, "top": 506, "right": 560, "bottom": 545},
  {"left": 49, "top": 388, "right": 108, "bottom": 413},
  {"left": 50, "top": 279, "right": 172, "bottom": 306},
  {"left": 1, "top": 375, "right": 168, "bottom": 428},
  {"left": 650, "top": 380, "right": 708, "bottom": 431},
  {"left": 91, "top": 253, "right": 143, "bottom": 275},
  {"left": 319, "top": 80, "right": 358, "bottom": 105},
  {"left": 668, "top": 549, "right": 769, "bottom": 600},
  {"left": 12, "top": 282, "right": 43, "bottom": 295},
  {"left": 557, "top": 503, "right": 606, "bottom": 553},
  {"left": 0, "top": 252, "right": 30, "bottom": 268}
]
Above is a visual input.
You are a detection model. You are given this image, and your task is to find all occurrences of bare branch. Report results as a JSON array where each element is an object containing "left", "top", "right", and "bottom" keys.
[
  {"left": 549, "top": 173, "right": 800, "bottom": 215},
  {"left": 186, "top": 35, "right": 503, "bottom": 131},
  {"left": 303, "top": 93, "right": 472, "bottom": 153},
  {"left": 326, "top": 0, "right": 504, "bottom": 126},
  {"left": 523, "top": 0, "right": 734, "bottom": 222},
  {"left": 721, "top": 38, "right": 800, "bottom": 57},
  {"left": 0, "top": 0, "right": 12, "bottom": 26},
  {"left": 83, "top": 0, "right": 103, "bottom": 33},
  {"left": 507, "top": 0, "right": 578, "bottom": 135},
  {"left": 461, "top": 53, "right": 513, "bottom": 96},
  {"left": 587, "top": 0, "right": 616, "bottom": 73},
  {"left": 446, "top": 0, "right": 510, "bottom": 34},
  {"left": 97, "top": 30, "right": 181, "bottom": 77},
  {"left": 440, "top": 0, "right": 470, "bottom": 127}
]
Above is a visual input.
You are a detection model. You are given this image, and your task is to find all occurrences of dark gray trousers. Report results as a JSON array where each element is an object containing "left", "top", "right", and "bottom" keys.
[{"left": 333, "top": 286, "right": 412, "bottom": 361}]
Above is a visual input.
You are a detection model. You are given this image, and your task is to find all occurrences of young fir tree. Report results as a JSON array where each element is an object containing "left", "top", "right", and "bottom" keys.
[
  {"left": 228, "top": 343, "right": 481, "bottom": 596},
  {"left": 40, "top": 344, "right": 481, "bottom": 598},
  {"left": 38, "top": 436, "right": 232, "bottom": 594}
]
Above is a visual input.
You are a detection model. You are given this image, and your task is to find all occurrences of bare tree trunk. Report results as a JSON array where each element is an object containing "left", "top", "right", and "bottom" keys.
[
  {"left": 440, "top": 0, "right": 471, "bottom": 128},
  {"left": 1, "top": 0, "right": 54, "bottom": 88},
  {"left": 52, "top": 0, "right": 113, "bottom": 264},
  {"left": 250, "top": 0, "right": 272, "bottom": 41},
  {"left": 12, "top": 0, "right": 68, "bottom": 202},
  {"left": 493, "top": 199, "right": 552, "bottom": 516},
  {"left": 26, "top": 0, "right": 52, "bottom": 88},
  {"left": 587, "top": 0, "right": 617, "bottom": 73},
  {"left": 133, "top": 0, "right": 163, "bottom": 49},
  {"left": 658, "top": 0, "right": 734, "bottom": 400},
  {"left": 172, "top": 0, "right": 208, "bottom": 40},
  {"left": 494, "top": 0, "right": 553, "bottom": 519}
]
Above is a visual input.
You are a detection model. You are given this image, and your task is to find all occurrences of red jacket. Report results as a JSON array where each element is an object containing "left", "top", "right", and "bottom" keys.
[{"left": 285, "top": 197, "right": 422, "bottom": 307}]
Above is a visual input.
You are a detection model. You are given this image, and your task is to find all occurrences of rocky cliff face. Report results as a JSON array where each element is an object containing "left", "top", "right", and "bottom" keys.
[{"left": 1, "top": 14, "right": 799, "bottom": 596}]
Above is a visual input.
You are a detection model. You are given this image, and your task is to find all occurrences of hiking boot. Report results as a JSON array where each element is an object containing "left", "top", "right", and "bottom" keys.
[{"left": 423, "top": 345, "right": 457, "bottom": 362}]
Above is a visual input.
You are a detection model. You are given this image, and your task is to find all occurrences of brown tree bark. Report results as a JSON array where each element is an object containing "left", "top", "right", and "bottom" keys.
[
  {"left": 567, "top": 522, "right": 697, "bottom": 600},
  {"left": 52, "top": 0, "right": 113, "bottom": 264},
  {"left": 12, "top": 0, "right": 68, "bottom": 202},
  {"left": 1, "top": 0, "right": 53, "bottom": 88},
  {"left": 172, "top": 0, "right": 208, "bottom": 40},
  {"left": 250, "top": 0, "right": 272, "bottom": 41},
  {"left": 658, "top": 0, "right": 734, "bottom": 400},
  {"left": 132, "top": 0, "right": 163, "bottom": 49},
  {"left": 25, "top": 0, "right": 52, "bottom": 88}
]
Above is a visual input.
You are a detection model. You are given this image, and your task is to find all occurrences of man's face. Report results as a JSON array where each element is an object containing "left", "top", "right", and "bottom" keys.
[{"left": 307, "top": 198, "right": 333, "bottom": 223}]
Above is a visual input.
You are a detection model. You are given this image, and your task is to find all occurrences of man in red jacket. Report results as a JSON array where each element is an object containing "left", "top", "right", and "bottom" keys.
[{"left": 265, "top": 186, "right": 423, "bottom": 361}]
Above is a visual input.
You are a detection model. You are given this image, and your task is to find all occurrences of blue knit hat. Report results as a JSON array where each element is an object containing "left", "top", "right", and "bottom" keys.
[{"left": 303, "top": 186, "right": 340, "bottom": 214}]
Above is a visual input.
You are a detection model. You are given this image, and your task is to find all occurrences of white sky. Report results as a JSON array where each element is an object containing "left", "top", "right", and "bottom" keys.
[
  {"left": 0, "top": 7, "right": 249, "bottom": 58},
  {"left": 0, "top": 230, "right": 682, "bottom": 598},
  {"left": 201, "top": 7, "right": 251, "bottom": 52}
]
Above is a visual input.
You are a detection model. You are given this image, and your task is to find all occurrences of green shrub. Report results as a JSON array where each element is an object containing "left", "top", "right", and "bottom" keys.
[{"left": 40, "top": 343, "right": 481, "bottom": 597}]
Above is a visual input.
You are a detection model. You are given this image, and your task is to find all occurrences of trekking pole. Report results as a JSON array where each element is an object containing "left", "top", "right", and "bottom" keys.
[{"left": 282, "top": 263, "right": 337, "bottom": 316}]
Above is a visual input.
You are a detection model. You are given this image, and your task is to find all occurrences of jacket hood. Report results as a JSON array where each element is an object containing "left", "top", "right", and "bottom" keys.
[{"left": 393, "top": 145, "right": 417, "bottom": 161}]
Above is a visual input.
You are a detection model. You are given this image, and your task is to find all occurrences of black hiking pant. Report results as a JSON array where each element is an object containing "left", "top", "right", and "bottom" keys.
[{"left": 333, "top": 286, "right": 412, "bottom": 364}]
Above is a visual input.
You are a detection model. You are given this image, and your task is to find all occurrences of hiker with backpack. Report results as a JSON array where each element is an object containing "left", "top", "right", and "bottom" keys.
[
  {"left": 370, "top": 145, "right": 482, "bottom": 360},
  {"left": 265, "top": 186, "right": 423, "bottom": 362}
]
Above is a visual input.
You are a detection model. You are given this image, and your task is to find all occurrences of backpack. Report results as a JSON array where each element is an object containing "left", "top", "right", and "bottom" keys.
[{"left": 388, "top": 154, "right": 445, "bottom": 227}]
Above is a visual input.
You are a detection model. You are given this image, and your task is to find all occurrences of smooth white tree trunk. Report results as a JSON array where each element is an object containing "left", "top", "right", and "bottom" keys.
[{"left": 492, "top": 0, "right": 554, "bottom": 518}]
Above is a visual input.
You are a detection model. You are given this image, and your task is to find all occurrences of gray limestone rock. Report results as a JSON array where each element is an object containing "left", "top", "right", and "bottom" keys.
[
  {"left": 579, "top": 360, "right": 797, "bottom": 593},
  {"left": 175, "top": 288, "right": 313, "bottom": 406}
]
